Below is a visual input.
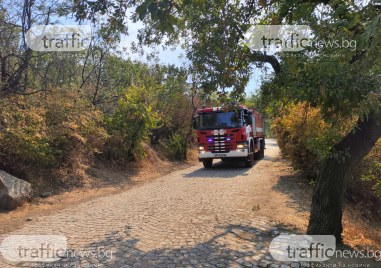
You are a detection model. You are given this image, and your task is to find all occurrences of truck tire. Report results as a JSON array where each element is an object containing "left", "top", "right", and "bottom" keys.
[
  {"left": 245, "top": 143, "right": 255, "bottom": 167},
  {"left": 202, "top": 159, "right": 213, "bottom": 168},
  {"left": 260, "top": 141, "right": 265, "bottom": 159},
  {"left": 255, "top": 141, "right": 264, "bottom": 160},
  {"left": 254, "top": 142, "right": 260, "bottom": 160}
]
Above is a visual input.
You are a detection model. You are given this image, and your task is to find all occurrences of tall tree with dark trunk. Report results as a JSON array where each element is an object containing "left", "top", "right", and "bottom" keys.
[{"left": 308, "top": 113, "right": 381, "bottom": 242}]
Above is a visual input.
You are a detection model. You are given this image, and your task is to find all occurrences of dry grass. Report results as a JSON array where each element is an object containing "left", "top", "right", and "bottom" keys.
[{"left": 343, "top": 205, "right": 381, "bottom": 250}]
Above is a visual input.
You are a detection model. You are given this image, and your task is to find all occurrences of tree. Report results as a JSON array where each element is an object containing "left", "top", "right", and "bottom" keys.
[
  {"left": 72, "top": 0, "right": 381, "bottom": 242},
  {"left": 259, "top": 2, "right": 381, "bottom": 242}
]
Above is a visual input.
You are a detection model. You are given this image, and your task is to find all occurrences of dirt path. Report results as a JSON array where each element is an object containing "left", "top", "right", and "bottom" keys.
[{"left": 0, "top": 140, "right": 378, "bottom": 267}]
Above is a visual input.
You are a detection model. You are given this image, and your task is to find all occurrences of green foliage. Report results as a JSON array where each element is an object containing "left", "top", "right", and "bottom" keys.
[
  {"left": 160, "top": 133, "right": 187, "bottom": 160},
  {"left": 271, "top": 102, "right": 355, "bottom": 180},
  {"left": 99, "top": 59, "right": 196, "bottom": 162},
  {"left": 358, "top": 140, "right": 381, "bottom": 198},
  {"left": 0, "top": 1, "right": 202, "bottom": 188},
  {"left": 0, "top": 45, "right": 198, "bottom": 178},
  {"left": 104, "top": 85, "right": 159, "bottom": 161},
  {"left": 347, "top": 139, "right": 381, "bottom": 217},
  {"left": 0, "top": 92, "right": 107, "bottom": 174},
  {"left": 0, "top": 96, "right": 55, "bottom": 167},
  {"left": 44, "top": 91, "right": 107, "bottom": 164}
]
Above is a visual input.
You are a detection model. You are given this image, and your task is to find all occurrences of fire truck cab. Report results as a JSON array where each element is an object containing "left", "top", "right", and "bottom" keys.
[{"left": 193, "top": 106, "right": 265, "bottom": 168}]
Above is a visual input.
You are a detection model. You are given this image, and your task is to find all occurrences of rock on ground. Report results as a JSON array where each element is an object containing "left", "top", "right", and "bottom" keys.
[{"left": 0, "top": 171, "right": 32, "bottom": 210}]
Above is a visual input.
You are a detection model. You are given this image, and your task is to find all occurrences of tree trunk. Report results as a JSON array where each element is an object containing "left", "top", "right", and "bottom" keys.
[{"left": 307, "top": 113, "right": 381, "bottom": 243}]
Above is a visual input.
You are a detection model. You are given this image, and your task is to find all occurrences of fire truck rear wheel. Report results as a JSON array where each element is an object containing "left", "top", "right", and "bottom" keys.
[{"left": 202, "top": 159, "right": 213, "bottom": 168}]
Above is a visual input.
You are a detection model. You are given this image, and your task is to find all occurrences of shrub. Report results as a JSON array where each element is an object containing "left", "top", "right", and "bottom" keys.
[
  {"left": 103, "top": 85, "right": 158, "bottom": 161},
  {"left": 44, "top": 91, "right": 107, "bottom": 167},
  {"left": 0, "top": 91, "right": 107, "bottom": 177},
  {"left": 0, "top": 96, "right": 55, "bottom": 170},
  {"left": 160, "top": 133, "right": 188, "bottom": 160},
  {"left": 360, "top": 140, "right": 381, "bottom": 197},
  {"left": 350, "top": 139, "right": 381, "bottom": 218},
  {"left": 271, "top": 102, "right": 354, "bottom": 180},
  {"left": 272, "top": 102, "right": 381, "bottom": 217}
]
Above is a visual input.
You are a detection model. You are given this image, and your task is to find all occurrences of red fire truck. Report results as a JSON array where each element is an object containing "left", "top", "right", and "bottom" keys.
[{"left": 193, "top": 106, "right": 265, "bottom": 168}]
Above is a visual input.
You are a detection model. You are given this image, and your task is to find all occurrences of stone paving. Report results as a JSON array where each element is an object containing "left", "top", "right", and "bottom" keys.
[{"left": 0, "top": 140, "right": 300, "bottom": 268}]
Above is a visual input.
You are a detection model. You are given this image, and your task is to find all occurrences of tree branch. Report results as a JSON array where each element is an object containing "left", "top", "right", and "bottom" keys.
[{"left": 248, "top": 52, "right": 281, "bottom": 74}]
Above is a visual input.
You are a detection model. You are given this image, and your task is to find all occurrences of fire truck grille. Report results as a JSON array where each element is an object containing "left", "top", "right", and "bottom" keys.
[{"left": 206, "top": 134, "right": 234, "bottom": 153}]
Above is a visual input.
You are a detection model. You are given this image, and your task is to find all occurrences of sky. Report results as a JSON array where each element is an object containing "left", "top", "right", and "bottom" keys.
[
  {"left": 33, "top": 4, "right": 267, "bottom": 96},
  {"left": 119, "top": 19, "right": 265, "bottom": 96}
]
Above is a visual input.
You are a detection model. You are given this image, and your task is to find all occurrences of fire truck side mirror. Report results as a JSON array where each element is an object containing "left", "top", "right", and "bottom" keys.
[{"left": 192, "top": 117, "right": 198, "bottom": 129}]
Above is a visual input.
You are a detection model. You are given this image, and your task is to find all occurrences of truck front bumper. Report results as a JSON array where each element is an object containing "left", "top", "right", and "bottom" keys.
[{"left": 198, "top": 149, "right": 248, "bottom": 159}]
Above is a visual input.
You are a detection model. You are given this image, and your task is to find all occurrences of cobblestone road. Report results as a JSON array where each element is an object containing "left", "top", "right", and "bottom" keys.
[{"left": 0, "top": 140, "right": 299, "bottom": 268}]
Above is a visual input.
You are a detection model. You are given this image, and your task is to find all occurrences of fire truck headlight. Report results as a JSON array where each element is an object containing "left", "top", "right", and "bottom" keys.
[{"left": 237, "top": 142, "right": 248, "bottom": 149}]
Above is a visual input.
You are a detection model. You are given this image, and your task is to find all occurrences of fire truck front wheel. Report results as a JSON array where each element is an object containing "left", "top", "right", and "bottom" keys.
[
  {"left": 260, "top": 141, "right": 265, "bottom": 159},
  {"left": 202, "top": 159, "right": 213, "bottom": 168},
  {"left": 254, "top": 140, "right": 265, "bottom": 160},
  {"left": 245, "top": 143, "right": 255, "bottom": 167}
]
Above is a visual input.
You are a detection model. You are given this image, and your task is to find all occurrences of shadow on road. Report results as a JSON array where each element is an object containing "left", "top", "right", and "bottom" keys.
[
  {"left": 6, "top": 221, "right": 378, "bottom": 267},
  {"left": 183, "top": 139, "right": 281, "bottom": 179},
  {"left": 272, "top": 175, "right": 313, "bottom": 213},
  {"left": 262, "top": 154, "right": 284, "bottom": 162},
  {"left": 22, "top": 223, "right": 294, "bottom": 268},
  {"left": 183, "top": 160, "right": 255, "bottom": 179}
]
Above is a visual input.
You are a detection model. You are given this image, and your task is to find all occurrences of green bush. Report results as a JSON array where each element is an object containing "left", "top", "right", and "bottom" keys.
[
  {"left": 0, "top": 96, "right": 55, "bottom": 168},
  {"left": 160, "top": 133, "right": 188, "bottom": 160},
  {"left": 348, "top": 140, "right": 381, "bottom": 218},
  {"left": 357, "top": 140, "right": 381, "bottom": 197},
  {"left": 44, "top": 91, "right": 107, "bottom": 165},
  {"left": 0, "top": 92, "right": 107, "bottom": 176},
  {"left": 272, "top": 102, "right": 381, "bottom": 217},
  {"left": 271, "top": 102, "right": 354, "bottom": 180},
  {"left": 104, "top": 85, "right": 158, "bottom": 161}
]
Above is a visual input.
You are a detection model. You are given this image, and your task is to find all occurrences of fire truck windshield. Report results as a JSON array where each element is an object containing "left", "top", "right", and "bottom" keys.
[{"left": 198, "top": 112, "right": 242, "bottom": 130}]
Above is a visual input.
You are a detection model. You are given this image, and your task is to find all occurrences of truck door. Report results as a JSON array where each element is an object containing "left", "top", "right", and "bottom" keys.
[{"left": 252, "top": 115, "right": 256, "bottom": 136}]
